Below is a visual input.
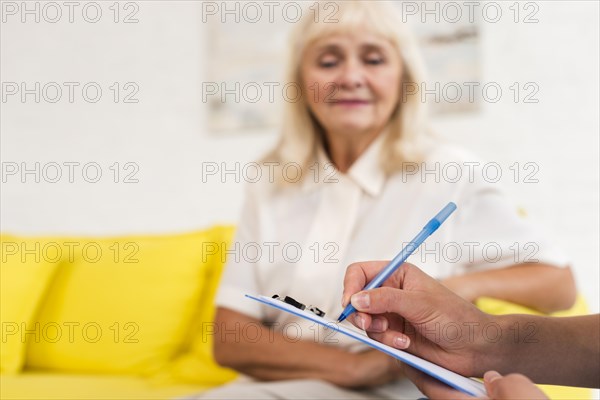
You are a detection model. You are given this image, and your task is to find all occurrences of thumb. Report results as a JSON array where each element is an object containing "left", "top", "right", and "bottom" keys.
[
  {"left": 484, "top": 371, "right": 548, "bottom": 400},
  {"left": 483, "top": 371, "right": 502, "bottom": 396}
]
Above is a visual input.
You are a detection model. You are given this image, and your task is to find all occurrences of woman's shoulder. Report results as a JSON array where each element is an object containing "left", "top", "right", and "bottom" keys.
[
  {"left": 386, "top": 140, "right": 505, "bottom": 197},
  {"left": 240, "top": 160, "right": 307, "bottom": 203}
]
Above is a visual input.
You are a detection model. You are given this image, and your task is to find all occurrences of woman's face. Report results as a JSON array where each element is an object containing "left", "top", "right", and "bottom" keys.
[{"left": 300, "top": 31, "right": 403, "bottom": 140}]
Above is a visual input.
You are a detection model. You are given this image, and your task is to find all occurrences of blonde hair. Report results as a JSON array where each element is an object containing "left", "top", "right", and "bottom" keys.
[{"left": 264, "top": 1, "right": 430, "bottom": 179}]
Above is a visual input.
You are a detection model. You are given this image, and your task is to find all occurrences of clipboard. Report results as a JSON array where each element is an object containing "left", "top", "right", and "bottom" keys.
[{"left": 246, "top": 294, "right": 486, "bottom": 398}]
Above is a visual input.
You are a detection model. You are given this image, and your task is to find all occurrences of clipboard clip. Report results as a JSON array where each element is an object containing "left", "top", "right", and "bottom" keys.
[{"left": 272, "top": 294, "right": 326, "bottom": 318}]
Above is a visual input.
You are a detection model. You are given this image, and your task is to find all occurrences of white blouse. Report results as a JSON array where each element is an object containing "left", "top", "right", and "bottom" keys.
[{"left": 215, "top": 135, "right": 569, "bottom": 350}]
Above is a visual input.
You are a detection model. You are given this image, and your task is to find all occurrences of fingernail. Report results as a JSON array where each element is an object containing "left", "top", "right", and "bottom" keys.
[
  {"left": 370, "top": 318, "right": 387, "bottom": 332},
  {"left": 351, "top": 292, "right": 370, "bottom": 310},
  {"left": 355, "top": 314, "right": 366, "bottom": 330},
  {"left": 341, "top": 295, "right": 348, "bottom": 307},
  {"left": 484, "top": 371, "right": 501, "bottom": 383},
  {"left": 393, "top": 335, "right": 410, "bottom": 348}
]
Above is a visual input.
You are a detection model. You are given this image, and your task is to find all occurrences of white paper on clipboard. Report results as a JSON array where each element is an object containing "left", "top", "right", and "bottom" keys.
[{"left": 246, "top": 294, "right": 486, "bottom": 398}]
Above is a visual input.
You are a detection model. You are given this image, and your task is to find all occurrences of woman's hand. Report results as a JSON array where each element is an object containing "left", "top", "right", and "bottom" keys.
[
  {"left": 342, "top": 261, "right": 494, "bottom": 377},
  {"left": 214, "top": 307, "right": 392, "bottom": 387},
  {"left": 441, "top": 275, "right": 479, "bottom": 303},
  {"left": 344, "top": 349, "right": 403, "bottom": 389},
  {"left": 442, "top": 264, "right": 576, "bottom": 314}
]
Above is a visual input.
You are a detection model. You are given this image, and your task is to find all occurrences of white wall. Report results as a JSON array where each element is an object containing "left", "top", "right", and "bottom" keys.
[{"left": 1, "top": 1, "right": 598, "bottom": 312}]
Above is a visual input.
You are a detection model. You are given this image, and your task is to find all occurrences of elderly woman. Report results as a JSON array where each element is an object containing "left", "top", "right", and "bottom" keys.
[{"left": 205, "top": 2, "right": 576, "bottom": 399}]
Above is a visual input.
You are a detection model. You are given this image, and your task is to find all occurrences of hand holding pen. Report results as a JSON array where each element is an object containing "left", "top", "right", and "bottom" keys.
[{"left": 337, "top": 202, "right": 457, "bottom": 323}]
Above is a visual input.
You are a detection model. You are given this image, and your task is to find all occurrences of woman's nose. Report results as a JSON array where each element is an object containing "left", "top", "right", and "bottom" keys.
[{"left": 337, "top": 60, "right": 366, "bottom": 90}]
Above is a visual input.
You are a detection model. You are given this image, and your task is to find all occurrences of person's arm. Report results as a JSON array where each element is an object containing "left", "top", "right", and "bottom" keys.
[
  {"left": 212, "top": 307, "right": 402, "bottom": 388},
  {"left": 400, "top": 316, "right": 599, "bottom": 398},
  {"left": 446, "top": 169, "right": 577, "bottom": 314},
  {"left": 491, "top": 313, "right": 600, "bottom": 387},
  {"left": 342, "top": 261, "right": 600, "bottom": 388},
  {"left": 442, "top": 263, "right": 577, "bottom": 313}
]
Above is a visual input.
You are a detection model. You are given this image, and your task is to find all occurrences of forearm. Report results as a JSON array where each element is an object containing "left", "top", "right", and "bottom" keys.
[
  {"left": 213, "top": 308, "right": 357, "bottom": 386},
  {"left": 484, "top": 314, "right": 600, "bottom": 388},
  {"left": 444, "top": 264, "right": 576, "bottom": 313},
  {"left": 224, "top": 329, "right": 355, "bottom": 385}
]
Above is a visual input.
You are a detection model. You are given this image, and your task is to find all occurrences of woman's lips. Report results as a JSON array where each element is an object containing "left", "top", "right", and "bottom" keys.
[{"left": 331, "top": 99, "right": 371, "bottom": 106}]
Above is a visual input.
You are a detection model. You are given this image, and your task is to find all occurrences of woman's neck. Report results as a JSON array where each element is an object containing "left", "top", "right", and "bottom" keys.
[{"left": 323, "top": 128, "right": 383, "bottom": 173}]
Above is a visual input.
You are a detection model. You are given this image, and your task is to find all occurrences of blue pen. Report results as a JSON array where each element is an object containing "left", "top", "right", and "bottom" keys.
[{"left": 337, "top": 202, "right": 457, "bottom": 323}]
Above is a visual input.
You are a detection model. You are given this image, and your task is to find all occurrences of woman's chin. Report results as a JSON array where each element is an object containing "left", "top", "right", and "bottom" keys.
[{"left": 327, "top": 122, "right": 381, "bottom": 137}]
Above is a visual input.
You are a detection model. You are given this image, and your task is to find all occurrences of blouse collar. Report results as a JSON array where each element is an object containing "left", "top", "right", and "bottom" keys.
[{"left": 303, "top": 132, "right": 386, "bottom": 197}]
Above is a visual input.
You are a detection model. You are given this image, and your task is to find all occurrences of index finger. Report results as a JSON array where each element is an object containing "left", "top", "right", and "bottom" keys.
[{"left": 342, "top": 261, "right": 390, "bottom": 307}]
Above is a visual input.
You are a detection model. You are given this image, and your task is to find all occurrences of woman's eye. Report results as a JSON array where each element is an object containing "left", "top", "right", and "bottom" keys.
[
  {"left": 365, "top": 57, "right": 384, "bottom": 65},
  {"left": 319, "top": 60, "right": 338, "bottom": 68},
  {"left": 317, "top": 52, "right": 339, "bottom": 68}
]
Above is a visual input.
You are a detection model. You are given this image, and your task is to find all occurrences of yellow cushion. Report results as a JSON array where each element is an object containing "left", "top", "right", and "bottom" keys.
[
  {"left": 476, "top": 295, "right": 589, "bottom": 317},
  {"left": 158, "top": 225, "right": 238, "bottom": 385},
  {"left": 0, "top": 372, "right": 209, "bottom": 400},
  {"left": 25, "top": 229, "right": 220, "bottom": 375},
  {"left": 476, "top": 295, "right": 591, "bottom": 400},
  {"left": 1, "top": 235, "right": 61, "bottom": 373}
]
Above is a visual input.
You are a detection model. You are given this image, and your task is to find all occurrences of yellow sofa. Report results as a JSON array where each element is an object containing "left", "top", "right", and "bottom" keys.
[
  {"left": 0, "top": 227, "right": 591, "bottom": 399},
  {"left": 1, "top": 226, "right": 237, "bottom": 400}
]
